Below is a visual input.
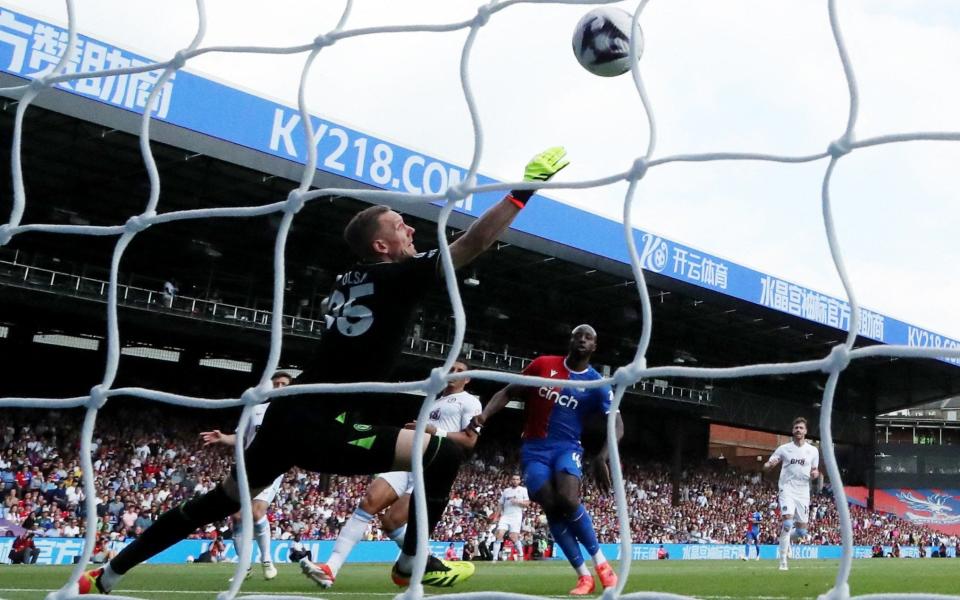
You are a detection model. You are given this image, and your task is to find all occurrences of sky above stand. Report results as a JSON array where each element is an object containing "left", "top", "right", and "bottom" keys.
[{"left": 7, "top": 0, "right": 960, "bottom": 340}]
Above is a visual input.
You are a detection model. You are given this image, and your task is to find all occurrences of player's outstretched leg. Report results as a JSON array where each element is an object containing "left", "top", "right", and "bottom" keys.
[
  {"left": 390, "top": 436, "right": 474, "bottom": 588},
  {"left": 322, "top": 506, "right": 375, "bottom": 586},
  {"left": 81, "top": 483, "right": 241, "bottom": 594}
]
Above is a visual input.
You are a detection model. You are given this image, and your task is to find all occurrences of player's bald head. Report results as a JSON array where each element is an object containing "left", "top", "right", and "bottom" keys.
[{"left": 571, "top": 324, "right": 597, "bottom": 338}]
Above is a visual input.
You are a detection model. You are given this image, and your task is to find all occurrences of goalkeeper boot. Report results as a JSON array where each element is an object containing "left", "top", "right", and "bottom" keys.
[
  {"left": 78, "top": 568, "right": 109, "bottom": 595},
  {"left": 570, "top": 574, "right": 596, "bottom": 595},
  {"left": 596, "top": 561, "right": 618, "bottom": 589},
  {"left": 262, "top": 561, "right": 278, "bottom": 580},
  {"left": 391, "top": 554, "right": 475, "bottom": 588},
  {"left": 300, "top": 557, "right": 335, "bottom": 588}
]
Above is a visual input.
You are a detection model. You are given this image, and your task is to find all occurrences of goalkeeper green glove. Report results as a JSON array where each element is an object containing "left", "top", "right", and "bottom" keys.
[{"left": 508, "top": 146, "right": 570, "bottom": 207}]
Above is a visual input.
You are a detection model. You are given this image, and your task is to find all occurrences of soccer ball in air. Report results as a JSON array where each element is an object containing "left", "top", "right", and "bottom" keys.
[{"left": 572, "top": 7, "right": 643, "bottom": 77}]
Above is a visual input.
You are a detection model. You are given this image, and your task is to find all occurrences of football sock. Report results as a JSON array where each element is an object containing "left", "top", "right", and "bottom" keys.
[
  {"left": 591, "top": 548, "right": 608, "bottom": 567},
  {"left": 110, "top": 484, "right": 240, "bottom": 575},
  {"left": 779, "top": 530, "right": 791, "bottom": 562},
  {"left": 328, "top": 507, "right": 373, "bottom": 575},
  {"left": 492, "top": 540, "right": 502, "bottom": 561},
  {"left": 548, "top": 517, "right": 585, "bottom": 569},
  {"left": 99, "top": 563, "right": 121, "bottom": 592},
  {"left": 254, "top": 516, "right": 272, "bottom": 563},
  {"left": 567, "top": 505, "right": 602, "bottom": 560},
  {"left": 386, "top": 524, "right": 406, "bottom": 549},
  {"left": 232, "top": 520, "right": 244, "bottom": 561},
  {"left": 400, "top": 437, "right": 464, "bottom": 560}
]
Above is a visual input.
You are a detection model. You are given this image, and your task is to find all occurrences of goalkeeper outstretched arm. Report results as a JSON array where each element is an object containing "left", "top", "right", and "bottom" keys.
[{"left": 449, "top": 147, "right": 568, "bottom": 269}]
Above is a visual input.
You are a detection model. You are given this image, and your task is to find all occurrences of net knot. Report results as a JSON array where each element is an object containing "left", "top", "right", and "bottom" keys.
[
  {"left": 0, "top": 224, "right": 12, "bottom": 247},
  {"left": 170, "top": 50, "right": 188, "bottom": 71},
  {"left": 613, "top": 363, "right": 642, "bottom": 387},
  {"left": 629, "top": 157, "right": 649, "bottom": 180},
  {"left": 314, "top": 33, "right": 333, "bottom": 48},
  {"left": 827, "top": 137, "right": 852, "bottom": 158},
  {"left": 445, "top": 181, "right": 470, "bottom": 203},
  {"left": 29, "top": 78, "right": 46, "bottom": 92},
  {"left": 822, "top": 344, "right": 851, "bottom": 373},
  {"left": 125, "top": 213, "right": 153, "bottom": 233},
  {"left": 241, "top": 386, "right": 264, "bottom": 407},
  {"left": 474, "top": 5, "right": 492, "bottom": 27},
  {"left": 425, "top": 366, "right": 449, "bottom": 397},
  {"left": 285, "top": 189, "right": 306, "bottom": 214},
  {"left": 87, "top": 384, "right": 109, "bottom": 410}
]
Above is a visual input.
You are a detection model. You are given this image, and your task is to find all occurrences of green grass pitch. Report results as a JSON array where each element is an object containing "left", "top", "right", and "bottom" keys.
[{"left": 0, "top": 560, "right": 955, "bottom": 599}]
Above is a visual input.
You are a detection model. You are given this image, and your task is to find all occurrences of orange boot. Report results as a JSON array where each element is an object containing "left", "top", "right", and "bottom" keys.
[
  {"left": 570, "top": 574, "right": 596, "bottom": 595},
  {"left": 596, "top": 561, "right": 618, "bottom": 589}
]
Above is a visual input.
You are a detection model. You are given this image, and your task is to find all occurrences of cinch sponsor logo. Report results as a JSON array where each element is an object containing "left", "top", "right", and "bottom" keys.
[{"left": 539, "top": 387, "right": 578, "bottom": 409}]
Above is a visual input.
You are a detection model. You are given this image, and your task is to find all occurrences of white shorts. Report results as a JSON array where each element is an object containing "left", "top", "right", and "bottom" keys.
[
  {"left": 496, "top": 513, "right": 523, "bottom": 534},
  {"left": 779, "top": 492, "right": 810, "bottom": 523},
  {"left": 254, "top": 474, "right": 284, "bottom": 505},
  {"left": 380, "top": 471, "right": 414, "bottom": 497}
]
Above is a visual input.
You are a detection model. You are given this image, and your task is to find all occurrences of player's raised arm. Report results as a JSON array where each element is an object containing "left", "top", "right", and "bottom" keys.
[
  {"left": 474, "top": 383, "right": 525, "bottom": 430},
  {"left": 449, "top": 147, "right": 569, "bottom": 269},
  {"left": 763, "top": 450, "right": 782, "bottom": 471}
]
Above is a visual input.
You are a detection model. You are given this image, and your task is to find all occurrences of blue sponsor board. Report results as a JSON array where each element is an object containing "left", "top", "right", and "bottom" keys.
[
  {"left": 3, "top": 538, "right": 952, "bottom": 565},
  {"left": 0, "top": 7, "right": 957, "bottom": 362},
  {"left": 0, "top": 537, "right": 458, "bottom": 566}
]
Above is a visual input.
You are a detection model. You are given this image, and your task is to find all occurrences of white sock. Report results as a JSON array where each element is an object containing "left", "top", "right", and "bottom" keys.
[
  {"left": 492, "top": 541, "right": 502, "bottom": 561},
  {"left": 396, "top": 552, "right": 414, "bottom": 573},
  {"left": 592, "top": 548, "right": 607, "bottom": 567},
  {"left": 100, "top": 562, "right": 121, "bottom": 591},
  {"left": 387, "top": 525, "right": 406, "bottom": 549},
  {"left": 575, "top": 563, "right": 590, "bottom": 577},
  {"left": 255, "top": 516, "right": 272, "bottom": 564},
  {"left": 328, "top": 508, "right": 373, "bottom": 575},
  {"left": 779, "top": 530, "right": 790, "bottom": 563}
]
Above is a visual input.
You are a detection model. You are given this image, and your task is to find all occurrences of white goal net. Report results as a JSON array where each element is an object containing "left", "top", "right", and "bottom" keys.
[{"left": 1, "top": 1, "right": 959, "bottom": 600}]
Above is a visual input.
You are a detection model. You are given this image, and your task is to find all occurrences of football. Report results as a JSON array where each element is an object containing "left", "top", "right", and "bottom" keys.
[{"left": 572, "top": 7, "right": 643, "bottom": 77}]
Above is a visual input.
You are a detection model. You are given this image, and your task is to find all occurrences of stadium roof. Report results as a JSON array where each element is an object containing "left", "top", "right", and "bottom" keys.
[{"left": 2, "top": 62, "right": 960, "bottom": 441}]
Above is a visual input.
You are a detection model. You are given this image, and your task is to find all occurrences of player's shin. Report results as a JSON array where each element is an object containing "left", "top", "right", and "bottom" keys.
[
  {"left": 548, "top": 515, "right": 589, "bottom": 575},
  {"left": 399, "top": 437, "right": 464, "bottom": 565},
  {"left": 110, "top": 483, "right": 241, "bottom": 575},
  {"left": 329, "top": 507, "right": 374, "bottom": 575},
  {"left": 387, "top": 524, "right": 406, "bottom": 548},
  {"left": 254, "top": 516, "right": 272, "bottom": 563},
  {"left": 778, "top": 520, "right": 793, "bottom": 564},
  {"left": 567, "top": 505, "right": 604, "bottom": 564}
]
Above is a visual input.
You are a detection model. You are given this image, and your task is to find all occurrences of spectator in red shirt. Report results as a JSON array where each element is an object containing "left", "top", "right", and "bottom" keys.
[
  {"left": 445, "top": 542, "right": 459, "bottom": 561},
  {"left": 9, "top": 532, "right": 40, "bottom": 564}
]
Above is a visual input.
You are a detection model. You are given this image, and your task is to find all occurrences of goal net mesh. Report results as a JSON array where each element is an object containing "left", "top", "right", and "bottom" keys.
[{"left": 1, "top": 1, "right": 958, "bottom": 600}]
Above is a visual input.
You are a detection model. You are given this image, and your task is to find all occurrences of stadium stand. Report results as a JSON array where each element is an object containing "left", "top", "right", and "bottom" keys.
[{"left": 1, "top": 408, "right": 954, "bottom": 557}]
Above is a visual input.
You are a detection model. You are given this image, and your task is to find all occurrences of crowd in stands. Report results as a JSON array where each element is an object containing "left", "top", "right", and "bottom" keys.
[{"left": 1, "top": 407, "right": 957, "bottom": 560}]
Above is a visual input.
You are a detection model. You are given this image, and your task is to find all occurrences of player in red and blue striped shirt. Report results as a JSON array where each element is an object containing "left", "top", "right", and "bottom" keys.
[{"left": 477, "top": 324, "right": 623, "bottom": 595}]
